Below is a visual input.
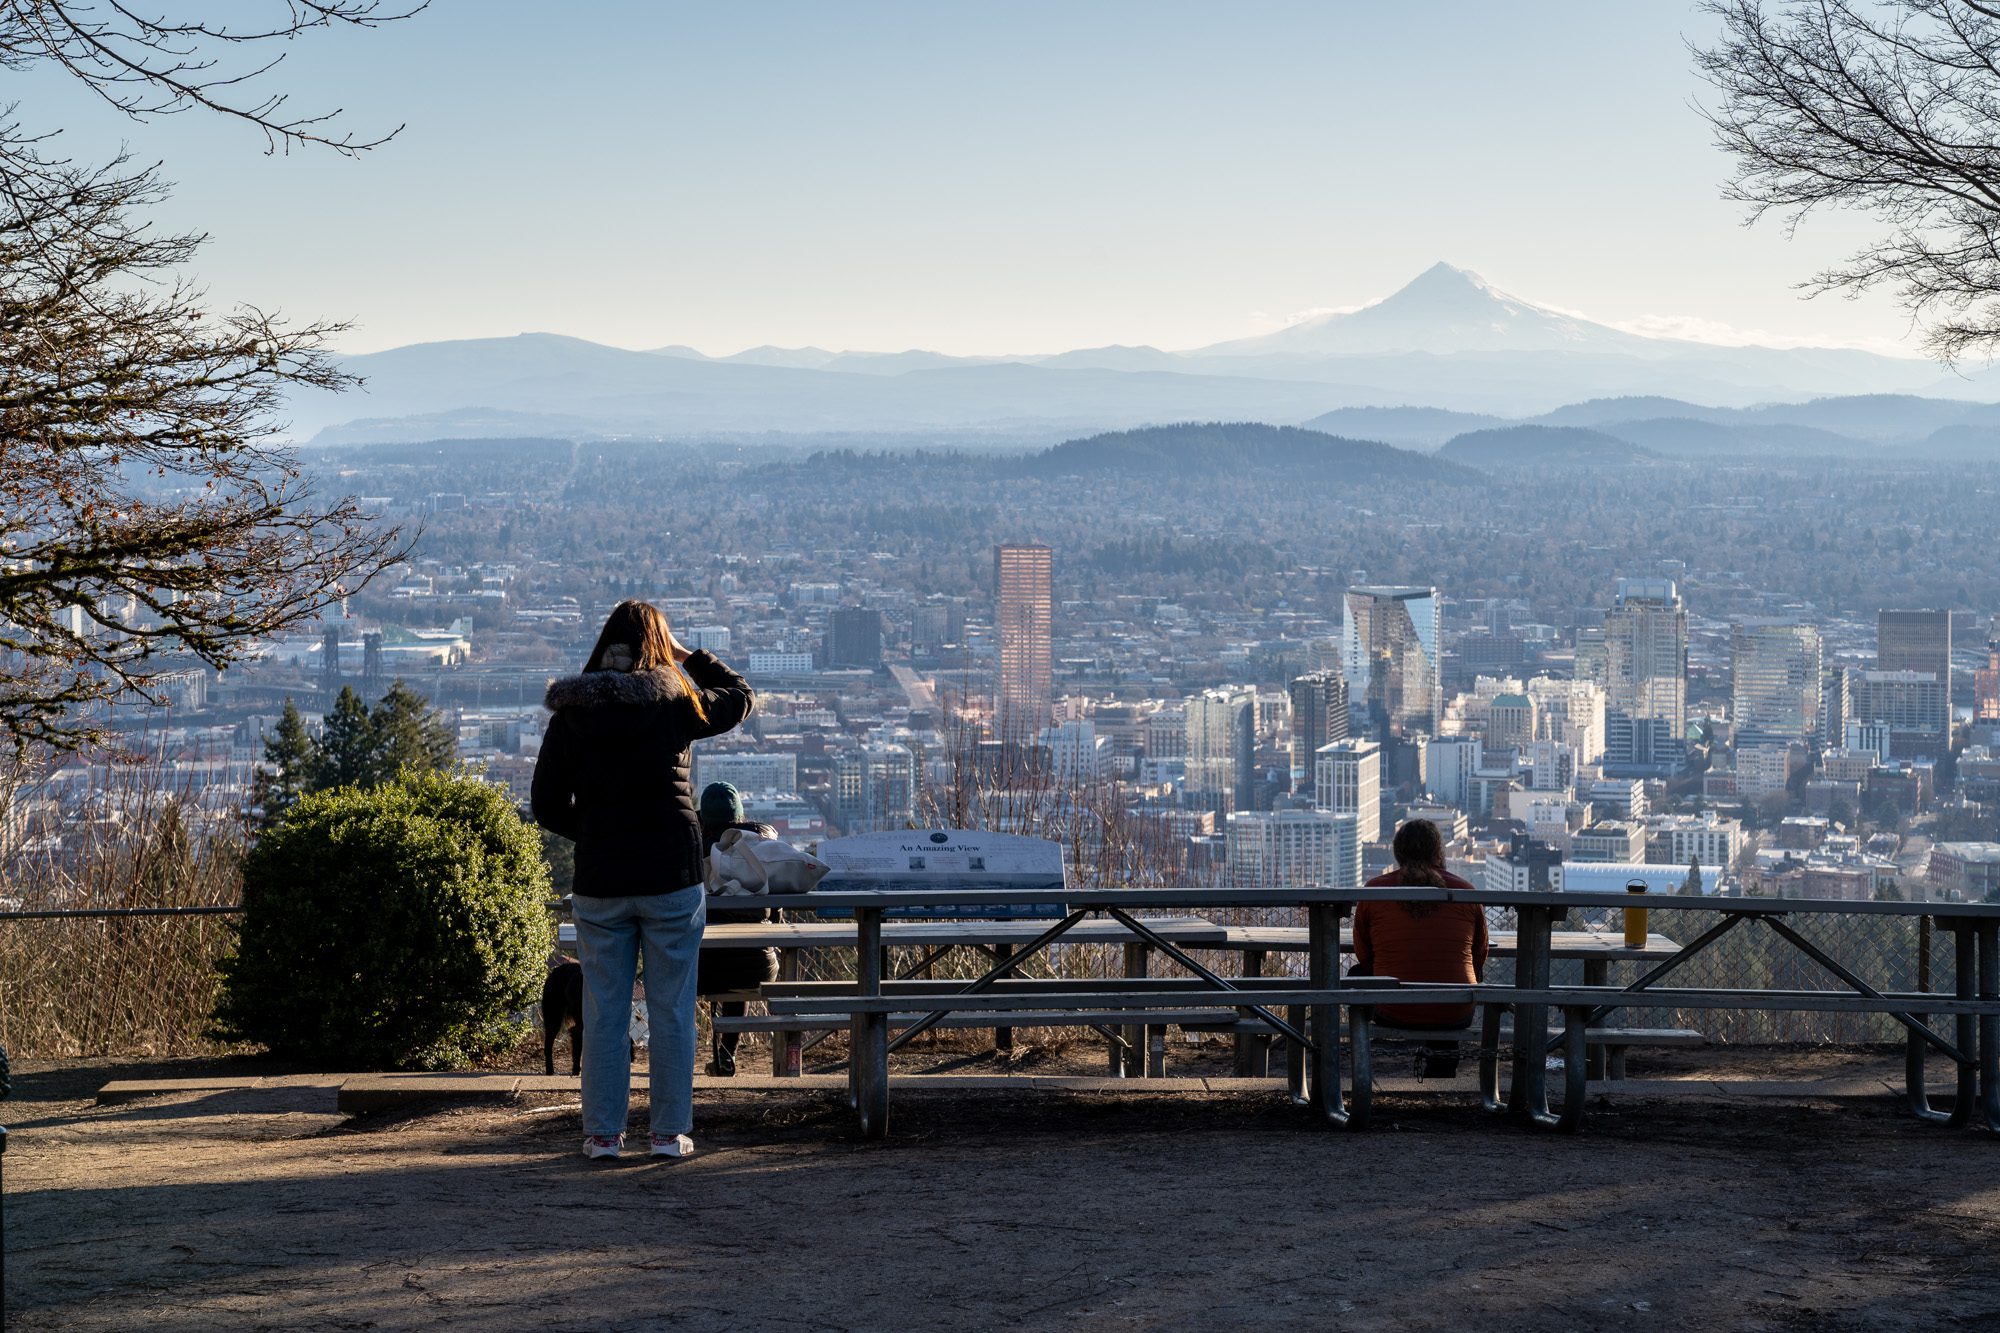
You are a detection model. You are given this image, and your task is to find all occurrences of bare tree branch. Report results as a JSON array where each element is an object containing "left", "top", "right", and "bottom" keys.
[
  {"left": 0, "top": 0, "right": 423, "bottom": 154},
  {"left": 0, "top": 136, "right": 409, "bottom": 750},
  {"left": 1696, "top": 1, "right": 2000, "bottom": 361}
]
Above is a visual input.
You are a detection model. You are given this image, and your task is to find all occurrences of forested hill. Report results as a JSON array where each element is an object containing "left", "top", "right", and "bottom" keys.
[
  {"left": 1017, "top": 422, "right": 1478, "bottom": 482},
  {"left": 1439, "top": 424, "right": 1653, "bottom": 467}
]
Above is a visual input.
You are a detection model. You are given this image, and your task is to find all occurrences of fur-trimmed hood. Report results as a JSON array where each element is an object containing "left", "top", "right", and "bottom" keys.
[{"left": 544, "top": 666, "right": 689, "bottom": 712}]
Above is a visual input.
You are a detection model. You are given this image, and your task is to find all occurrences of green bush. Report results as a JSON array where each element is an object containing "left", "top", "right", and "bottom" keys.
[{"left": 213, "top": 769, "right": 551, "bottom": 1069}]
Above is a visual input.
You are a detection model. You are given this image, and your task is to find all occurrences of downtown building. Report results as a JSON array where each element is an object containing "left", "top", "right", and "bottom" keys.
[
  {"left": 1287, "top": 671, "right": 1349, "bottom": 795},
  {"left": 832, "top": 744, "right": 918, "bottom": 835},
  {"left": 1849, "top": 670, "right": 1952, "bottom": 760},
  {"left": 993, "top": 543, "right": 1053, "bottom": 744},
  {"left": 1595, "top": 578, "right": 1688, "bottom": 776},
  {"left": 1224, "top": 809, "right": 1362, "bottom": 889},
  {"left": 824, "top": 607, "right": 885, "bottom": 669},
  {"left": 1343, "top": 586, "right": 1442, "bottom": 740},
  {"left": 1731, "top": 621, "right": 1823, "bottom": 743},
  {"left": 1866, "top": 608, "right": 1953, "bottom": 758},
  {"left": 1185, "top": 686, "right": 1258, "bottom": 815},
  {"left": 1314, "top": 738, "right": 1382, "bottom": 844},
  {"left": 1878, "top": 608, "right": 1952, "bottom": 681}
]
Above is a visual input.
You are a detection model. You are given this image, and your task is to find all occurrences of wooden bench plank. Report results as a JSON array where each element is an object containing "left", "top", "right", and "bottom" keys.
[
  {"left": 556, "top": 916, "right": 1230, "bottom": 949},
  {"left": 1214, "top": 926, "right": 1684, "bottom": 959},
  {"left": 713, "top": 1009, "right": 1242, "bottom": 1033},
  {"left": 765, "top": 977, "right": 1307, "bottom": 998},
  {"left": 768, "top": 984, "right": 2000, "bottom": 1018},
  {"left": 768, "top": 988, "right": 1360, "bottom": 1015}
]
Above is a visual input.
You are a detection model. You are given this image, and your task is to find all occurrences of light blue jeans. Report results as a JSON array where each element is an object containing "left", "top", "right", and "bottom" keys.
[{"left": 571, "top": 884, "right": 706, "bottom": 1140}]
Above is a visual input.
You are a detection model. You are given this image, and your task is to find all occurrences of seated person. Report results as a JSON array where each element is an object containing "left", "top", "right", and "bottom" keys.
[
  {"left": 1353, "top": 818, "right": 1488, "bottom": 1077},
  {"left": 697, "top": 783, "right": 781, "bottom": 1077}
]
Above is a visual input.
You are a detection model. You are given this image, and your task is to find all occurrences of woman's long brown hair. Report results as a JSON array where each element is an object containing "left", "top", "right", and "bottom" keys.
[
  {"left": 583, "top": 599, "right": 707, "bottom": 723},
  {"left": 1391, "top": 818, "right": 1447, "bottom": 916}
]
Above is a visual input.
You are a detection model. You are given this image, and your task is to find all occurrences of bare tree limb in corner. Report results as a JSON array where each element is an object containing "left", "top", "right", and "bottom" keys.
[
  {"left": 1696, "top": 1, "right": 2000, "bottom": 362},
  {"left": 0, "top": 1, "right": 425, "bottom": 155},
  {"left": 0, "top": 137, "right": 410, "bottom": 750},
  {"left": 0, "top": 3, "right": 425, "bottom": 750}
]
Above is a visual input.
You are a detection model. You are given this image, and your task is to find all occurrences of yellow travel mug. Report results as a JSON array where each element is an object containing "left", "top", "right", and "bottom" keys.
[{"left": 1623, "top": 878, "right": 1648, "bottom": 949}]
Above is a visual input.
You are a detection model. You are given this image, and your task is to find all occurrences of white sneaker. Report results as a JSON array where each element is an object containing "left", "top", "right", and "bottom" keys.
[
  {"left": 650, "top": 1133, "right": 695, "bottom": 1159},
  {"left": 582, "top": 1135, "right": 623, "bottom": 1160}
]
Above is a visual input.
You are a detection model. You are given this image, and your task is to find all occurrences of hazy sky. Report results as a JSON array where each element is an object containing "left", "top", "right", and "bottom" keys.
[{"left": 27, "top": 2, "right": 1922, "bottom": 356}]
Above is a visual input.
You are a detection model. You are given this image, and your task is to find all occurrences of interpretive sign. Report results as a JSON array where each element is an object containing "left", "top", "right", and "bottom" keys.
[{"left": 811, "top": 830, "right": 1068, "bottom": 918}]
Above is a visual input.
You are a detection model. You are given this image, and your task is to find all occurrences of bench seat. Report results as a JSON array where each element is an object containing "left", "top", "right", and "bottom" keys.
[{"left": 712, "top": 1008, "right": 1240, "bottom": 1034}]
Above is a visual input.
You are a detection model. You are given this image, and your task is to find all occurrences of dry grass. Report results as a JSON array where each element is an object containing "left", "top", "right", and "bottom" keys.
[{"left": 0, "top": 757, "right": 249, "bottom": 1058}]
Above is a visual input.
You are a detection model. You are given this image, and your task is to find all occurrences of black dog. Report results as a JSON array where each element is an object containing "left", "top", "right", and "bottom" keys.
[{"left": 542, "top": 960, "right": 584, "bottom": 1076}]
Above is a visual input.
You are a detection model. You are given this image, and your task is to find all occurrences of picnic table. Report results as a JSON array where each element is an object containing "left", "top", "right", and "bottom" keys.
[
  {"left": 733, "top": 885, "right": 2000, "bottom": 1139},
  {"left": 553, "top": 912, "right": 1684, "bottom": 1076}
]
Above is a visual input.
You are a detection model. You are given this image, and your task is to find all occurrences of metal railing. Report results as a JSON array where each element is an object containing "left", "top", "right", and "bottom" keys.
[{"left": 0, "top": 892, "right": 1961, "bottom": 1057}]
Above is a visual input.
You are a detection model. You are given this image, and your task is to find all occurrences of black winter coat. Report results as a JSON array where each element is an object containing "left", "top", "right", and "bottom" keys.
[{"left": 531, "top": 652, "right": 754, "bottom": 897}]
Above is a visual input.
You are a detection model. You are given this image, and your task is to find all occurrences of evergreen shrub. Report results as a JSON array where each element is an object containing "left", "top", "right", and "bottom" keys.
[{"left": 213, "top": 769, "right": 550, "bottom": 1068}]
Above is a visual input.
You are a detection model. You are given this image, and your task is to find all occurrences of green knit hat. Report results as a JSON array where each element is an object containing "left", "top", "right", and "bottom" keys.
[{"left": 699, "top": 782, "right": 745, "bottom": 829}]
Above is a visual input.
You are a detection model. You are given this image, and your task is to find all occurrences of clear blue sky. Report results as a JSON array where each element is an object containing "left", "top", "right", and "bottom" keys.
[{"left": 26, "top": 2, "right": 1914, "bottom": 356}]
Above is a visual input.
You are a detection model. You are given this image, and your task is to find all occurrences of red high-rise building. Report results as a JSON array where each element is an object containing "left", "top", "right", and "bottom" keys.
[{"left": 993, "top": 543, "right": 1053, "bottom": 744}]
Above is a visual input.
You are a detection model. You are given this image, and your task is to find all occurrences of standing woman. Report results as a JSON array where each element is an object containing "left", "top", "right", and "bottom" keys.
[{"left": 533, "top": 601, "right": 754, "bottom": 1160}]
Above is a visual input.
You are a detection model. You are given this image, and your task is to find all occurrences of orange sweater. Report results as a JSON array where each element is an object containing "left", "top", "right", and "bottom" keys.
[{"left": 1353, "top": 870, "right": 1488, "bottom": 1028}]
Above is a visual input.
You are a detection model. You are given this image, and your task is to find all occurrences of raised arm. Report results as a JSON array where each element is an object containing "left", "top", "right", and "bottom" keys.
[{"left": 682, "top": 650, "right": 755, "bottom": 740}]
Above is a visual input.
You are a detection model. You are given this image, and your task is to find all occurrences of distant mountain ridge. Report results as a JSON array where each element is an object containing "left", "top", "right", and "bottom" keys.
[{"left": 286, "top": 263, "right": 2000, "bottom": 444}]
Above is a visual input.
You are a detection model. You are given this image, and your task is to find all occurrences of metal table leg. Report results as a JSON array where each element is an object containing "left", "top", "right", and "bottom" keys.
[
  {"left": 1981, "top": 922, "right": 2000, "bottom": 1134},
  {"left": 1308, "top": 903, "right": 1348, "bottom": 1127},
  {"left": 1346, "top": 1003, "right": 1373, "bottom": 1131},
  {"left": 993, "top": 943, "right": 1015, "bottom": 1054},
  {"left": 1582, "top": 958, "right": 1607, "bottom": 1081},
  {"left": 1285, "top": 1004, "right": 1308, "bottom": 1105},
  {"left": 1907, "top": 921, "right": 1974, "bottom": 1126},
  {"left": 1508, "top": 904, "right": 1560, "bottom": 1128},
  {"left": 1120, "top": 942, "right": 1147, "bottom": 1079},
  {"left": 772, "top": 947, "right": 801, "bottom": 1078},
  {"left": 1234, "top": 949, "right": 1269, "bottom": 1077},
  {"left": 1478, "top": 1003, "right": 1505, "bottom": 1113},
  {"left": 853, "top": 906, "right": 889, "bottom": 1140},
  {"left": 1555, "top": 1005, "right": 1589, "bottom": 1133}
]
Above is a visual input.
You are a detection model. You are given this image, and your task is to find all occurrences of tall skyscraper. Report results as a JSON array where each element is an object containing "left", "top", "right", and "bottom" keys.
[
  {"left": 1731, "top": 621, "right": 1823, "bottom": 741},
  {"left": 1343, "top": 586, "right": 1441, "bottom": 739},
  {"left": 1287, "top": 671, "right": 1349, "bottom": 794},
  {"left": 1185, "top": 686, "right": 1257, "bottom": 814},
  {"left": 1603, "top": 578, "right": 1687, "bottom": 735},
  {"left": 993, "top": 543, "right": 1052, "bottom": 743},
  {"left": 1314, "top": 738, "right": 1382, "bottom": 844},
  {"left": 1878, "top": 609, "right": 1951, "bottom": 683}
]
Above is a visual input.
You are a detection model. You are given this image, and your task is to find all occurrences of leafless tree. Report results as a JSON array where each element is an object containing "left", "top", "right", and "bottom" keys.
[
  {"left": 0, "top": 3, "right": 423, "bottom": 749},
  {"left": 1696, "top": 1, "right": 2000, "bottom": 361},
  {"left": 0, "top": 1, "right": 422, "bottom": 155}
]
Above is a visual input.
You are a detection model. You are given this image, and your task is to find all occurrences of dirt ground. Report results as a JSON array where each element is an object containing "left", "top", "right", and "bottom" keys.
[{"left": 6, "top": 1045, "right": 2000, "bottom": 1332}]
